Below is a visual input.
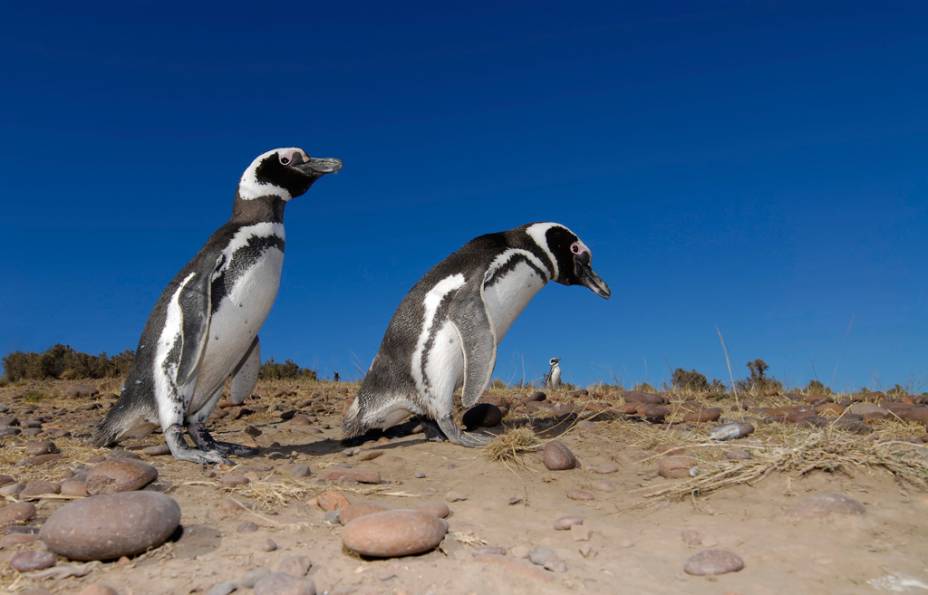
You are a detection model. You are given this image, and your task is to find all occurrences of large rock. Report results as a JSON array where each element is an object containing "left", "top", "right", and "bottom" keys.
[
  {"left": 342, "top": 509, "right": 447, "bottom": 558},
  {"left": 85, "top": 459, "right": 158, "bottom": 495},
  {"left": 542, "top": 441, "right": 578, "bottom": 471},
  {"left": 40, "top": 491, "right": 181, "bottom": 561}
]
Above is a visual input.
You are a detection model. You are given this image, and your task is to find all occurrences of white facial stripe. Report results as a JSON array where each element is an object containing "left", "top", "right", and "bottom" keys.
[
  {"left": 220, "top": 222, "right": 286, "bottom": 267},
  {"left": 154, "top": 271, "right": 197, "bottom": 427},
  {"left": 485, "top": 248, "right": 552, "bottom": 283},
  {"left": 238, "top": 147, "right": 304, "bottom": 201},
  {"left": 525, "top": 222, "right": 575, "bottom": 280},
  {"left": 411, "top": 273, "right": 466, "bottom": 396}
]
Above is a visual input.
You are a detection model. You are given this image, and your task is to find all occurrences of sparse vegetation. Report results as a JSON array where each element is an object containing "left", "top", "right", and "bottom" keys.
[
  {"left": 736, "top": 358, "right": 783, "bottom": 396},
  {"left": 804, "top": 379, "right": 832, "bottom": 396},
  {"left": 257, "top": 358, "right": 317, "bottom": 381},
  {"left": 2, "top": 344, "right": 134, "bottom": 382}
]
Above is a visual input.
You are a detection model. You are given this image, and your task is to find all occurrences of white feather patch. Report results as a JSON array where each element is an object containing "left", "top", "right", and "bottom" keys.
[
  {"left": 238, "top": 147, "right": 302, "bottom": 201},
  {"left": 154, "top": 272, "right": 197, "bottom": 427},
  {"left": 525, "top": 222, "right": 576, "bottom": 280},
  {"left": 411, "top": 273, "right": 466, "bottom": 396}
]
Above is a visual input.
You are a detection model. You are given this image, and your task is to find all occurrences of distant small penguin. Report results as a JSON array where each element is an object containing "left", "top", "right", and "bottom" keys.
[
  {"left": 545, "top": 357, "right": 561, "bottom": 388},
  {"left": 95, "top": 148, "right": 342, "bottom": 464},
  {"left": 343, "top": 222, "right": 610, "bottom": 446}
]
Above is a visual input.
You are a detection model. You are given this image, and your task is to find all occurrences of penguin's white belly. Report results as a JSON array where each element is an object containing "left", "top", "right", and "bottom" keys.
[
  {"left": 191, "top": 248, "right": 284, "bottom": 411},
  {"left": 482, "top": 262, "right": 545, "bottom": 340}
]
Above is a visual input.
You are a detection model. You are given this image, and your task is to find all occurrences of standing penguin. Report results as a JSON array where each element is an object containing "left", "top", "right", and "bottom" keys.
[
  {"left": 545, "top": 357, "right": 562, "bottom": 388},
  {"left": 343, "top": 222, "right": 610, "bottom": 446},
  {"left": 95, "top": 148, "right": 342, "bottom": 464}
]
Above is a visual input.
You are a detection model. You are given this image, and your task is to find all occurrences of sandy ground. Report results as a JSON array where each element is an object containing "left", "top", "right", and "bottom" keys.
[{"left": 2, "top": 379, "right": 928, "bottom": 595}]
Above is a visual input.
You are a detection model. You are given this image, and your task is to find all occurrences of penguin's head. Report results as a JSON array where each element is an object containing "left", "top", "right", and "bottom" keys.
[
  {"left": 549, "top": 357, "right": 560, "bottom": 366},
  {"left": 527, "top": 223, "right": 611, "bottom": 299},
  {"left": 238, "top": 147, "right": 342, "bottom": 201}
]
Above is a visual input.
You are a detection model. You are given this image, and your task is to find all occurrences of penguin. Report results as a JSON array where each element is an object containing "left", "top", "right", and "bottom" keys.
[
  {"left": 95, "top": 148, "right": 342, "bottom": 464},
  {"left": 343, "top": 222, "right": 610, "bottom": 447},
  {"left": 545, "top": 357, "right": 562, "bottom": 388}
]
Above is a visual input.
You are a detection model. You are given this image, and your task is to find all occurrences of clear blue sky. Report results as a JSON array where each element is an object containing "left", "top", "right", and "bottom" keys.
[{"left": 2, "top": 2, "right": 926, "bottom": 392}]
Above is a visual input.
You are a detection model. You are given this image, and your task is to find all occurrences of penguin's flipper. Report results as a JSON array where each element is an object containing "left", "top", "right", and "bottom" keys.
[
  {"left": 230, "top": 336, "right": 260, "bottom": 405},
  {"left": 449, "top": 277, "right": 497, "bottom": 409},
  {"left": 174, "top": 257, "right": 223, "bottom": 387}
]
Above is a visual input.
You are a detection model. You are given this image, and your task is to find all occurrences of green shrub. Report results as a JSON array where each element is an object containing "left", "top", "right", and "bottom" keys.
[
  {"left": 2, "top": 345, "right": 134, "bottom": 382},
  {"left": 258, "top": 358, "right": 317, "bottom": 381}
]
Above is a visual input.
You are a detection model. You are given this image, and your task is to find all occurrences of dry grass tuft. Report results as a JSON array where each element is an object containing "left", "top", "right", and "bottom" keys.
[
  {"left": 484, "top": 428, "right": 541, "bottom": 467},
  {"left": 638, "top": 428, "right": 928, "bottom": 500}
]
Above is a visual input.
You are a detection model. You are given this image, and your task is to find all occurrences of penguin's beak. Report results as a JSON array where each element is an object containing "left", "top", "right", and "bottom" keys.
[
  {"left": 294, "top": 156, "right": 343, "bottom": 176},
  {"left": 576, "top": 260, "right": 611, "bottom": 299}
]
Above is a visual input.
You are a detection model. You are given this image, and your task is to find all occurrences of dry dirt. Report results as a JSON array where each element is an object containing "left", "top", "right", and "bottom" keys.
[{"left": 2, "top": 379, "right": 928, "bottom": 595}]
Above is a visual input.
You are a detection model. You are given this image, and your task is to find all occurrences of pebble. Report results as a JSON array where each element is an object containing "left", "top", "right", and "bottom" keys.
[
  {"left": 790, "top": 492, "right": 866, "bottom": 517},
  {"left": 342, "top": 509, "right": 447, "bottom": 558},
  {"left": 725, "top": 448, "right": 753, "bottom": 461},
  {"left": 11, "top": 550, "right": 57, "bottom": 572},
  {"left": 589, "top": 461, "right": 619, "bottom": 474},
  {"left": 261, "top": 538, "right": 278, "bottom": 552},
  {"left": 237, "top": 521, "right": 259, "bottom": 533},
  {"left": 76, "top": 584, "right": 118, "bottom": 595},
  {"left": 527, "top": 546, "right": 567, "bottom": 572},
  {"left": 0, "top": 502, "right": 35, "bottom": 527},
  {"left": 277, "top": 554, "right": 313, "bottom": 577},
  {"left": 19, "top": 453, "right": 63, "bottom": 467},
  {"left": 566, "top": 489, "right": 595, "bottom": 501},
  {"left": 20, "top": 480, "right": 60, "bottom": 499},
  {"left": 462, "top": 403, "right": 504, "bottom": 430},
  {"left": 709, "top": 422, "right": 755, "bottom": 441},
  {"left": 0, "top": 482, "right": 24, "bottom": 498},
  {"left": 658, "top": 455, "right": 698, "bottom": 479},
  {"left": 358, "top": 451, "right": 383, "bottom": 462},
  {"left": 254, "top": 572, "right": 316, "bottom": 595},
  {"left": 543, "top": 441, "right": 578, "bottom": 471},
  {"left": 24, "top": 440, "right": 59, "bottom": 456},
  {"left": 206, "top": 581, "right": 238, "bottom": 595},
  {"left": 322, "top": 469, "right": 381, "bottom": 484},
  {"left": 317, "top": 490, "right": 350, "bottom": 512},
  {"left": 239, "top": 568, "right": 271, "bottom": 588},
  {"left": 85, "top": 459, "right": 158, "bottom": 495},
  {"left": 414, "top": 471, "right": 427, "bottom": 479},
  {"left": 40, "top": 491, "right": 181, "bottom": 561},
  {"left": 59, "top": 480, "right": 89, "bottom": 498},
  {"left": 553, "top": 516, "right": 584, "bottom": 530},
  {"left": 684, "top": 549, "right": 745, "bottom": 576},
  {"left": 445, "top": 490, "right": 468, "bottom": 502}
]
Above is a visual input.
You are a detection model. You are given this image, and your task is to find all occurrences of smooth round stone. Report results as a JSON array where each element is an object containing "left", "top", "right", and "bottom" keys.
[
  {"left": 566, "top": 489, "right": 595, "bottom": 501},
  {"left": 20, "top": 480, "right": 60, "bottom": 498},
  {"left": 59, "top": 480, "right": 89, "bottom": 498},
  {"left": 590, "top": 462, "right": 620, "bottom": 474},
  {"left": 11, "top": 550, "right": 56, "bottom": 572},
  {"left": 40, "top": 491, "right": 181, "bottom": 561},
  {"left": 684, "top": 549, "right": 745, "bottom": 576},
  {"left": 76, "top": 585, "right": 118, "bottom": 595},
  {"left": 462, "top": 403, "right": 503, "bottom": 430},
  {"left": 85, "top": 459, "right": 158, "bottom": 495},
  {"left": 0, "top": 502, "right": 37, "bottom": 525},
  {"left": 658, "top": 456, "right": 698, "bottom": 479},
  {"left": 683, "top": 407, "right": 722, "bottom": 423},
  {"left": 725, "top": 448, "right": 753, "bottom": 461},
  {"left": 338, "top": 503, "right": 388, "bottom": 525},
  {"left": 321, "top": 469, "right": 381, "bottom": 484},
  {"left": 254, "top": 572, "right": 316, "bottom": 595},
  {"left": 790, "top": 492, "right": 866, "bottom": 517},
  {"left": 342, "top": 509, "right": 447, "bottom": 558},
  {"left": 553, "top": 516, "right": 584, "bottom": 530},
  {"left": 316, "top": 490, "right": 350, "bottom": 512},
  {"left": 543, "top": 441, "right": 578, "bottom": 471},
  {"left": 24, "top": 440, "right": 59, "bottom": 456}
]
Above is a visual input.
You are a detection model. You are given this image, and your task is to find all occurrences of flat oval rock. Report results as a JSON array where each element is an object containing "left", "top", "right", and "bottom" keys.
[
  {"left": 40, "top": 491, "right": 181, "bottom": 561},
  {"left": 1, "top": 501, "right": 37, "bottom": 526},
  {"left": 338, "top": 503, "right": 387, "bottom": 525},
  {"left": 342, "top": 509, "right": 447, "bottom": 558},
  {"left": 543, "top": 441, "right": 578, "bottom": 471},
  {"left": 709, "top": 422, "right": 755, "bottom": 441},
  {"left": 415, "top": 501, "right": 451, "bottom": 519},
  {"left": 85, "top": 459, "right": 158, "bottom": 495},
  {"left": 684, "top": 549, "right": 744, "bottom": 575},
  {"left": 658, "top": 455, "right": 698, "bottom": 479},
  {"left": 11, "top": 550, "right": 56, "bottom": 572}
]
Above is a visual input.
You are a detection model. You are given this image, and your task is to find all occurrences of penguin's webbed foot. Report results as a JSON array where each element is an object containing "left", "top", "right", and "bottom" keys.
[
  {"left": 188, "top": 423, "right": 257, "bottom": 457},
  {"left": 165, "top": 424, "right": 231, "bottom": 465},
  {"left": 419, "top": 418, "right": 447, "bottom": 442},
  {"left": 436, "top": 415, "right": 492, "bottom": 448}
]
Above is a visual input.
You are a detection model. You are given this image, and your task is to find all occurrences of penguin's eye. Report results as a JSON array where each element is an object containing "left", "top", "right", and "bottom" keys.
[
  {"left": 280, "top": 156, "right": 291, "bottom": 166},
  {"left": 570, "top": 242, "right": 581, "bottom": 255}
]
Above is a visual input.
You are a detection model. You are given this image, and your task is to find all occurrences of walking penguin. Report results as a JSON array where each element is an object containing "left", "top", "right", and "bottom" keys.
[
  {"left": 95, "top": 148, "right": 342, "bottom": 464},
  {"left": 343, "top": 222, "right": 610, "bottom": 446}
]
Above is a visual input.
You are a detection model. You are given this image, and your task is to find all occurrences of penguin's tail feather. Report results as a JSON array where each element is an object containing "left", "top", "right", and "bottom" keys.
[{"left": 93, "top": 394, "right": 144, "bottom": 447}]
